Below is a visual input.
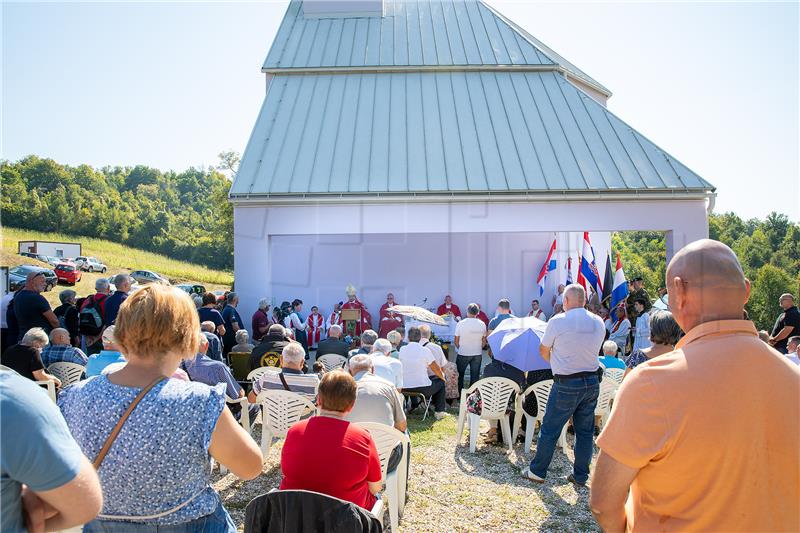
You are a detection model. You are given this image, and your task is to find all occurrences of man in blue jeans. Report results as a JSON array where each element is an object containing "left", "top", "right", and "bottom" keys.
[{"left": 523, "top": 284, "right": 606, "bottom": 487}]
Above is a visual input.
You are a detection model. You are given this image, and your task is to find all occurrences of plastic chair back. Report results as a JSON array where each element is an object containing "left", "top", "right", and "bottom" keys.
[
  {"left": 47, "top": 362, "right": 85, "bottom": 386},
  {"left": 604, "top": 367, "right": 625, "bottom": 386},
  {"left": 316, "top": 354, "right": 347, "bottom": 373}
]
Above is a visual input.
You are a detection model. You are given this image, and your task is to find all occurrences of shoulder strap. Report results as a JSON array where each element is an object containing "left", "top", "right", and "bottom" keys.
[
  {"left": 93, "top": 377, "right": 166, "bottom": 470},
  {"left": 278, "top": 372, "right": 292, "bottom": 392}
]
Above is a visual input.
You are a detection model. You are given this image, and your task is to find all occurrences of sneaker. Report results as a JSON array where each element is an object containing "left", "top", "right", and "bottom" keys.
[
  {"left": 433, "top": 411, "right": 450, "bottom": 421},
  {"left": 521, "top": 468, "right": 545, "bottom": 484},
  {"left": 567, "top": 474, "right": 587, "bottom": 487}
]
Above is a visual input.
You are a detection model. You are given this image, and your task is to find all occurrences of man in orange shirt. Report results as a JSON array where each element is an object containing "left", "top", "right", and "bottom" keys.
[{"left": 591, "top": 239, "right": 799, "bottom": 532}]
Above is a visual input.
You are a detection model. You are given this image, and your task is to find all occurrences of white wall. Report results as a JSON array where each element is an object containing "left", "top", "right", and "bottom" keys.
[
  {"left": 233, "top": 197, "right": 710, "bottom": 327},
  {"left": 261, "top": 231, "right": 609, "bottom": 321}
]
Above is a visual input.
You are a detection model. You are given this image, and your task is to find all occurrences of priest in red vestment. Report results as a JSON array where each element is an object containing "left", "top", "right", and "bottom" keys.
[
  {"left": 527, "top": 299, "right": 548, "bottom": 322},
  {"left": 436, "top": 295, "right": 462, "bottom": 321},
  {"left": 378, "top": 293, "right": 404, "bottom": 339},
  {"left": 306, "top": 306, "right": 325, "bottom": 348},
  {"left": 341, "top": 285, "right": 372, "bottom": 338},
  {"left": 475, "top": 304, "right": 490, "bottom": 327}
]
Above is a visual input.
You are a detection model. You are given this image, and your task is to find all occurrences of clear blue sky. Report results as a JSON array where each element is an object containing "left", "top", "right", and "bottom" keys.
[{"left": 3, "top": 0, "right": 798, "bottom": 220}]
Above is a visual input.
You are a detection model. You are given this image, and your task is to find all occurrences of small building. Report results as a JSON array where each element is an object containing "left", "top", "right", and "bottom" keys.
[
  {"left": 230, "top": 0, "right": 715, "bottom": 322},
  {"left": 18, "top": 240, "right": 81, "bottom": 259}
]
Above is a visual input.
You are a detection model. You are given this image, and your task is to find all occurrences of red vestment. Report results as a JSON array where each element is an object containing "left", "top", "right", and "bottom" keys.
[
  {"left": 341, "top": 299, "right": 372, "bottom": 337},
  {"left": 306, "top": 312, "right": 325, "bottom": 348},
  {"left": 436, "top": 303, "right": 462, "bottom": 319},
  {"left": 476, "top": 310, "right": 490, "bottom": 327},
  {"left": 327, "top": 311, "right": 342, "bottom": 330},
  {"left": 378, "top": 302, "right": 403, "bottom": 339}
]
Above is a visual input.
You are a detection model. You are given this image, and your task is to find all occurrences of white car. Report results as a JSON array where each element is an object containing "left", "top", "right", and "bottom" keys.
[{"left": 77, "top": 256, "right": 107, "bottom": 273}]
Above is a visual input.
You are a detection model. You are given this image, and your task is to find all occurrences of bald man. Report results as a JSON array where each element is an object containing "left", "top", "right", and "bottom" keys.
[
  {"left": 40, "top": 328, "right": 88, "bottom": 367},
  {"left": 592, "top": 240, "right": 799, "bottom": 532}
]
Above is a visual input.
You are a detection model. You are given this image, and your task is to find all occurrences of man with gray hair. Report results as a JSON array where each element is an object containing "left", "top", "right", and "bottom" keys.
[
  {"left": 41, "top": 328, "right": 88, "bottom": 367},
  {"left": 78, "top": 278, "right": 111, "bottom": 354},
  {"left": 316, "top": 324, "right": 349, "bottom": 357},
  {"left": 524, "top": 283, "right": 605, "bottom": 487},
  {"left": 251, "top": 298, "right": 272, "bottom": 342},
  {"left": 104, "top": 273, "right": 132, "bottom": 326},
  {"left": 248, "top": 342, "right": 320, "bottom": 403},
  {"left": 356, "top": 329, "right": 379, "bottom": 355},
  {"left": 347, "top": 354, "right": 406, "bottom": 431},
  {"left": 249, "top": 323, "right": 290, "bottom": 370},
  {"left": 454, "top": 303, "right": 487, "bottom": 392},
  {"left": 370, "top": 338, "right": 403, "bottom": 389},
  {"left": 1, "top": 327, "right": 61, "bottom": 386},
  {"left": 200, "top": 321, "right": 223, "bottom": 362},
  {"left": 599, "top": 340, "right": 626, "bottom": 370}
]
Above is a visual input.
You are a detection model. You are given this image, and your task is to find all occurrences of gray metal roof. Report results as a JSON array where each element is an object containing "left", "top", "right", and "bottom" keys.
[
  {"left": 231, "top": 70, "right": 714, "bottom": 197},
  {"left": 263, "top": 0, "right": 610, "bottom": 96}
]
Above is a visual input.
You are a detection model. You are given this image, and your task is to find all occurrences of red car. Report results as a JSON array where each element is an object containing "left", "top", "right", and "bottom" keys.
[{"left": 54, "top": 262, "right": 82, "bottom": 285}]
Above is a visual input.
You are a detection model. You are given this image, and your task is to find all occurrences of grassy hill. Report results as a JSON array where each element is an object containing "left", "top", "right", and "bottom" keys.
[{"left": 3, "top": 227, "right": 233, "bottom": 307}]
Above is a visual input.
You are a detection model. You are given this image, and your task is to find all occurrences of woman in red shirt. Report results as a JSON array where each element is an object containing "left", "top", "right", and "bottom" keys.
[{"left": 280, "top": 370, "right": 382, "bottom": 509}]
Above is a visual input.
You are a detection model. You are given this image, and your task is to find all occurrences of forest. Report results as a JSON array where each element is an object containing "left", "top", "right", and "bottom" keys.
[{"left": 2, "top": 155, "right": 797, "bottom": 331}]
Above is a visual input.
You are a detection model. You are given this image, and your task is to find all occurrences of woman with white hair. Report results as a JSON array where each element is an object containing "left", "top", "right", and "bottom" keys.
[
  {"left": 231, "top": 329, "right": 254, "bottom": 354},
  {"left": 1, "top": 327, "right": 62, "bottom": 386}
]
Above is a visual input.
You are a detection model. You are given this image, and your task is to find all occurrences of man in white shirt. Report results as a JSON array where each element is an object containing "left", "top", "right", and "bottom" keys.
[
  {"left": 399, "top": 326, "right": 447, "bottom": 419},
  {"left": 370, "top": 338, "right": 403, "bottom": 389},
  {"left": 524, "top": 284, "right": 605, "bottom": 487},
  {"left": 454, "top": 303, "right": 486, "bottom": 392}
]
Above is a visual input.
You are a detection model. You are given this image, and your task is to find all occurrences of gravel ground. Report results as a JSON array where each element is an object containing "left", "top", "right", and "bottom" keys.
[{"left": 212, "top": 410, "right": 600, "bottom": 532}]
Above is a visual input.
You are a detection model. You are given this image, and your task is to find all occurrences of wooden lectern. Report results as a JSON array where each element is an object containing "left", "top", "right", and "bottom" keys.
[{"left": 341, "top": 308, "right": 361, "bottom": 341}]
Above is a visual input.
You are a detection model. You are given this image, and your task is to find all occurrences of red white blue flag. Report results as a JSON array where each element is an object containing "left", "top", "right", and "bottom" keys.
[
  {"left": 536, "top": 237, "right": 557, "bottom": 296},
  {"left": 576, "top": 232, "right": 603, "bottom": 296}
]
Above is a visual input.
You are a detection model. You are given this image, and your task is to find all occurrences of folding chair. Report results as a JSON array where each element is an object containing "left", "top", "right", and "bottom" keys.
[{"left": 402, "top": 391, "right": 432, "bottom": 420}]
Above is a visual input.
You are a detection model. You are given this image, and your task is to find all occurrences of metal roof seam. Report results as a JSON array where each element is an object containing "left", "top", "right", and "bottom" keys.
[
  {"left": 517, "top": 73, "right": 562, "bottom": 190},
  {"left": 301, "top": 75, "right": 335, "bottom": 193},
  {"left": 433, "top": 74, "right": 452, "bottom": 191},
  {"left": 481, "top": 72, "right": 514, "bottom": 190},
  {"left": 504, "top": 72, "right": 550, "bottom": 190},
  {"left": 535, "top": 73, "right": 590, "bottom": 190},
  {"left": 284, "top": 74, "right": 321, "bottom": 193},
  {"left": 577, "top": 90, "right": 633, "bottom": 189},
  {"left": 251, "top": 76, "right": 291, "bottom": 194},
  {"left": 459, "top": 72, "right": 492, "bottom": 191},
  {"left": 343, "top": 74, "right": 365, "bottom": 193},
  {"left": 481, "top": 0, "right": 514, "bottom": 65},
  {"left": 472, "top": 0, "right": 501, "bottom": 64},
  {"left": 553, "top": 71, "right": 613, "bottom": 191}
]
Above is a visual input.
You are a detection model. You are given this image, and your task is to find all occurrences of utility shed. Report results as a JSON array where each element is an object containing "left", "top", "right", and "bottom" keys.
[{"left": 231, "top": 0, "right": 715, "bottom": 322}]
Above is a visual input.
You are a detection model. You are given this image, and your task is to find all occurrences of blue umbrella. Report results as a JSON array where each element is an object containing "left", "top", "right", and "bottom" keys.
[{"left": 487, "top": 315, "right": 550, "bottom": 371}]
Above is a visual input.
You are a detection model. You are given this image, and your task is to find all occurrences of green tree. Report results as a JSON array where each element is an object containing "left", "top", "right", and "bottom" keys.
[{"left": 747, "top": 264, "right": 795, "bottom": 331}]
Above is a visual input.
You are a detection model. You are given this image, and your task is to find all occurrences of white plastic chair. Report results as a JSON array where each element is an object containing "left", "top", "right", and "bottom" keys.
[
  {"left": 247, "top": 367, "right": 277, "bottom": 383},
  {"left": 316, "top": 354, "right": 347, "bottom": 373},
  {"left": 216, "top": 395, "right": 253, "bottom": 475},
  {"left": 603, "top": 367, "right": 625, "bottom": 387},
  {"left": 355, "top": 422, "right": 409, "bottom": 532},
  {"left": 35, "top": 380, "right": 57, "bottom": 402},
  {"left": 514, "top": 380, "right": 568, "bottom": 454},
  {"left": 456, "top": 377, "right": 520, "bottom": 453},
  {"left": 255, "top": 389, "right": 317, "bottom": 455},
  {"left": 47, "top": 362, "right": 85, "bottom": 386},
  {"left": 594, "top": 379, "right": 617, "bottom": 430}
]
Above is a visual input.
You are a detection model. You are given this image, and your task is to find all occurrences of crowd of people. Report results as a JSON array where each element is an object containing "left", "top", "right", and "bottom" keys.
[{"left": 1, "top": 238, "right": 798, "bottom": 531}]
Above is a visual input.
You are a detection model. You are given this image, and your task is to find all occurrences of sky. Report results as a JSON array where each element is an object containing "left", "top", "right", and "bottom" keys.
[{"left": 2, "top": 0, "right": 798, "bottom": 221}]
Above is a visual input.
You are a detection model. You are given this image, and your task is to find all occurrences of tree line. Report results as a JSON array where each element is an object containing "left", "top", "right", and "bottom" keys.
[
  {"left": 1, "top": 156, "right": 234, "bottom": 270},
  {"left": 614, "top": 212, "right": 800, "bottom": 331}
]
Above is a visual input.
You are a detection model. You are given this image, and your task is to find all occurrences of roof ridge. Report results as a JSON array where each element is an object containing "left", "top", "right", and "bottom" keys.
[{"left": 477, "top": 0, "right": 611, "bottom": 97}]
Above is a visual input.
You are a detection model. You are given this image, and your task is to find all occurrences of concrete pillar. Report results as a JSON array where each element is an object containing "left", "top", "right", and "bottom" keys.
[{"left": 233, "top": 206, "right": 272, "bottom": 326}]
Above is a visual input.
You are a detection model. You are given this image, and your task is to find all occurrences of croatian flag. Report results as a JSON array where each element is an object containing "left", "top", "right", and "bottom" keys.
[
  {"left": 610, "top": 253, "right": 629, "bottom": 316},
  {"left": 576, "top": 232, "right": 603, "bottom": 296},
  {"left": 536, "top": 237, "right": 557, "bottom": 296}
]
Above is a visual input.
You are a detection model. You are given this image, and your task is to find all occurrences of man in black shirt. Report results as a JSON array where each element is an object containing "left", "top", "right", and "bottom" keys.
[
  {"left": 249, "top": 324, "right": 290, "bottom": 370},
  {"left": 769, "top": 293, "right": 800, "bottom": 354},
  {"left": 315, "top": 324, "right": 350, "bottom": 357},
  {"left": 13, "top": 272, "right": 59, "bottom": 343},
  {"left": 1, "top": 327, "right": 61, "bottom": 386}
]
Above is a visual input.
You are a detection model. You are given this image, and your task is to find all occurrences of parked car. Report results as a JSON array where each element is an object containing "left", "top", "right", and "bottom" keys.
[
  {"left": 130, "top": 270, "right": 170, "bottom": 285},
  {"left": 175, "top": 283, "right": 206, "bottom": 296},
  {"left": 19, "top": 252, "right": 49, "bottom": 263},
  {"left": 9, "top": 265, "right": 57, "bottom": 292},
  {"left": 78, "top": 257, "right": 107, "bottom": 273},
  {"left": 54, "top": 262, "right": 82, "bottom": 285},
  {"left": 212, "top": 289, "right": 227, "bottom": 303},
  {"left": 45, "top": 256, "right": 63, "bottom": 267}
]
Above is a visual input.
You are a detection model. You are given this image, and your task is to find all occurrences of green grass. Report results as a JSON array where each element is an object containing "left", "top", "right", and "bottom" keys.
[{"left": 2, "top": 226, "right": 233, "bottom": 286}]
